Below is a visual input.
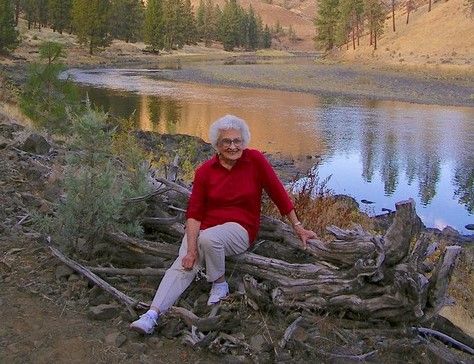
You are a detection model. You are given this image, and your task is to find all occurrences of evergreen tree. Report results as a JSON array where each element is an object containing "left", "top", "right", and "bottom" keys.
[
  {"left": 245, "top": 5, "right": 258, "bottom": 50},
  {"left": 0, "top": 0, "right": 19, "bottom": 53},
  {"left": 22, "top": 0, "right": 37, "bottom": 29},
  {"left": 72, "top": 0, "right": 111, "bottom": 54},
  {"left": 196, "top": 0, "right": 205, "bottom": 36},
  {"left": 256, "top": 14, "right": 264, "bottom": 47},
  {"left": 262, "top": 24, "right": 272, "bottom": 48},
  {"left": 20, "top": 42, "right": 80, "bottom": 131},
  {"left": 162, "top": 0, "right": 183, "bottom": 50},
  {"left": 199, "top": 0, "right": 218, "bottom": 46},
  {"left": 14, "top": 0, "right": 20, "bottom": 25},
  {"left": 143, "top": 0, "right": 165, "bottom": 51},
  {"left": 212, "top": 3, "right": 222, "bottom": 41},
  {"left": 364, "top": 0, "right": 384, "bottom": 50},
  {"left": 335, "top": 0, "right": 354, "bottom": 48},
  {"left": 109, "top": 0, "right": 144, "bottom": 43},
  {"left": 314, "top": 0, "right": 340, "bottom": 50},
  {"left": 182, "top": 0, "right": 197, "bottom": 45},
  {"left": 48, "top": 0, "right": 72, "bottom": 34},
  {"left": 36, "top": 0, "right": 48, "bottom": 29},
  {"left": 23, "top": 0, "right": 48, "bottom": 30},
  {"left": 219, "top": 0, "right": 241, "bottom": 51}
]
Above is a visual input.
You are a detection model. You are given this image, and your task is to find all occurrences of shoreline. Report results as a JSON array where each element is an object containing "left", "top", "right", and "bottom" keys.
[
  {"left": 74, "top": 55, "right": 474, "bottom": 108},
  {"left": 3, "top": 50, "right": 474, "bottom": 108}
]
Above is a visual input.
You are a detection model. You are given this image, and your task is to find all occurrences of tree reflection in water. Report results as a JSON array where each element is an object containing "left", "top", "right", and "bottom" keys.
[
  {"left": 453, "top": 157, "right": 474, "bottom": 214},
  {"left": 77, "top": 83, "right": 474, "bottom": 232}
]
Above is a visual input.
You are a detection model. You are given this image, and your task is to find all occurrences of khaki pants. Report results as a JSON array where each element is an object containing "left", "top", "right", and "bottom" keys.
[{"left": 151, "top": 222, "right": 249, "bottom": 313}]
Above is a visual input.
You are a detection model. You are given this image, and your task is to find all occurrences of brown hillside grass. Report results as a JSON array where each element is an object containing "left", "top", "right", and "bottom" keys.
[{"left": 337, "top": 0, "right": 474, "bottom": 74}]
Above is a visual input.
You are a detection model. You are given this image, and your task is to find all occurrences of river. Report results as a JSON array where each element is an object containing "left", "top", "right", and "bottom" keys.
[{"left": 65, "top": 64, "right": 474, "bottom": 234}]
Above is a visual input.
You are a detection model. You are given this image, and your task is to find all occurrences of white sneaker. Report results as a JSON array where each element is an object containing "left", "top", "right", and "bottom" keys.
[
  {"left": 129, "top": 311, "right": 158, "bottom": 334},
  {"left": 207, "top": 282, "right": 229, "bottom": 305}
]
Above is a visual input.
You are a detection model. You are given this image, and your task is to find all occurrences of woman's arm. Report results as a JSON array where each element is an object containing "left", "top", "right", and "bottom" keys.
[
  {"left": 284, "top": 209, "right": 317, "bottom": 249},
  {"left": 182, "top": 218, "right": 201, "bottom": 270}
]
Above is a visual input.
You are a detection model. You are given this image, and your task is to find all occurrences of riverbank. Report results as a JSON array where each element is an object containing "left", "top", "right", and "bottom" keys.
[
  {"left": 1, "top": 19, "right": 473, "bottom": 108},
  {"left": 4, "top": 48, "right": 474, "bottom": 108}
]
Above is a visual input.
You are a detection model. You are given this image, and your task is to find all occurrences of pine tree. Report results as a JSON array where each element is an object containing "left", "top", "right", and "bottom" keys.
[
  {"left": 36, "top": 0, "right": 48, "bottom": 29},
  {"left": 196, "top": 0, "right": 205, "bottom": 37},
  {"left": 262, "top": 24, "right": 272, "bottom": 48},
  {"left": 162, "top": 0, "right": 183, "bottom": 50},
  {"left": 199, "top": 0, "right": 217, "bottom": 47},
  {"left": 314, "top": 0, "right": 340, "bottom": 50},
  {"left": 21, "top": 0, "right": 36, "bottom": 29},
  {"left": 246, "top": 5, "right": 258, "bottom": 50},
  {"left": 109, "top": 0, "right": 144, "bottom": 43},
  {"left": 219, "top": 0, "right": 241, "bottom": 51},
  {"left": 182, "top": 0, "right": 197, "bottom": 45},
  {"left": 143, "top": 0, "right": 165, "bottom": 51},
  {"left": 14, "top": 0, "right": 20, "bottom": 25},
  {"left": 212, "top": 3, "right": 222, "bottom": 41},
  {"left": 336, "top": 0, "right": 363, "bottom": 49},
  {"left": 48, "top": 0, "right": 72, "bottom": 34},
  {"left": 20, "top": 42, "right": 80, "bottom": 131},
  {"left": 0, "top": 0, "right": 19, "bottom": 53},
  {"left": 364, "top": 0, "right": 384, "bottom": 50},
  {"left": 72, "top": 0, "right": 111, "bottom": 54},
  {"left": 256, "top": 14, "right": 264, "bottom": 47}
]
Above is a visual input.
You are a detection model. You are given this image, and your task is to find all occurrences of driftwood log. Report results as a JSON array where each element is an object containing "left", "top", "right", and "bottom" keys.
[{"left": 107, "top": 177, "right": 463, "bottom": 324}]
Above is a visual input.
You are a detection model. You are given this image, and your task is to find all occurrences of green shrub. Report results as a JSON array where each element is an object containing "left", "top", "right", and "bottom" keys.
[
  {"left": 51, "top": 105, "right": 150, "bottom": 256},
  {"left": 20, "top": 42, "right": 80, "bottom": 132}
]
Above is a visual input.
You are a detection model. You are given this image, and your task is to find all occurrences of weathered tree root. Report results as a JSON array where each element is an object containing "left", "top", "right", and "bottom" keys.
[{"left": 105, "top": 198, "right": 462, "bottom": 323}]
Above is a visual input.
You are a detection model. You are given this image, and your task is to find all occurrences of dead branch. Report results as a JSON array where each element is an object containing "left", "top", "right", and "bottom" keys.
[
  {"left": 154, "top": 177, "right": 191, "bottom": 198},
  {"left": 279, "top": 316, "right": 303, "bottom": 349},
  {"left": 414, "top": 327, "right": 474, "bottom": 355},
  {"left": 48, "top": 245, "right": 149, "bottom": 310}
]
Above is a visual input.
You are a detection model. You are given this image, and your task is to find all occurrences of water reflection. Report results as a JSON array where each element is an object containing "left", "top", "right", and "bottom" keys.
[
  {"left": 73, "top": 69, "right": 474, "bottom": 233},
  {"left": 454, "top": 157, "right": 474, "bottom": 214}
]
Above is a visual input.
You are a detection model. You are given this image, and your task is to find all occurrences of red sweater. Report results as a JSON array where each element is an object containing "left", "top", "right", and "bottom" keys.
[{"left": 186, "top": 149, "right": 294, "bottom": 245}]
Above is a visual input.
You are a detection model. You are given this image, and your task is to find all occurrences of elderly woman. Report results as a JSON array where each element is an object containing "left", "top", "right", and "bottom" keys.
[{"left": 130, "top": 115, "right": 316, "bottom": 334}]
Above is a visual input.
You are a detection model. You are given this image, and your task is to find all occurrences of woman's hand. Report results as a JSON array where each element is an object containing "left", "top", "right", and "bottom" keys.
[
  {"left": 182, "top": 251, "right": 198, "bottom": 270},
  {"left": 294, "top": 224, "right": 317, "bottom": 249}
]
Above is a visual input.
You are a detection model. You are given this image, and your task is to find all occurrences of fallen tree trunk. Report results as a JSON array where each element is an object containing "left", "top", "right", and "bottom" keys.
[{"left": 105, "top": 199, "right": 461, "bottom": 323}]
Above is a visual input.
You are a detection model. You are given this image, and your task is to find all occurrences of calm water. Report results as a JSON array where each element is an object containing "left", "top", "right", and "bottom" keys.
[{"left": 66, "top": 67, "right": 474, "bottom": 234}]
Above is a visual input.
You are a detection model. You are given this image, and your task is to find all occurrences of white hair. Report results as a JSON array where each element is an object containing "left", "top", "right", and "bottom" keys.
[{"left": 209, "top": 115, "right": 251, "bottom": 149}]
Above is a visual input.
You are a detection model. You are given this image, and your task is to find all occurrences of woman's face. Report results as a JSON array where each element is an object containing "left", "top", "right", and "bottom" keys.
[{"left": 216, "top": 128, "right": 244, "bottom": 162}]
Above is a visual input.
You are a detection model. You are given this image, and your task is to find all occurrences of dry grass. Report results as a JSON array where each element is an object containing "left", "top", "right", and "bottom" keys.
[
  {"left": 263, "top": 171, "right": 373, "bottom": 239},
  {"left": 255, "top": 49, "right": 294, "bottom": 57},
  {"left": 337, "top": 0, "right": 474, "bottom": 73}
]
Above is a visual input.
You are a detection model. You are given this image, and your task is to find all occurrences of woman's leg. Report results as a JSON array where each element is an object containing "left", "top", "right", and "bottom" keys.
[
  {"left": 150, "top": 234, "right": 202, "bottom": 313},
  {"left": 150, "top": 222, "right": 248, "bottom": 311},
  {"left": 198, "top": 222, "right": 249, "bottom": 283}
]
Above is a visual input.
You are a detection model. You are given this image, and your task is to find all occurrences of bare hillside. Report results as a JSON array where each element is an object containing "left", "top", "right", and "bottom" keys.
[{"left": 337, "top": 0, "right": 474, "bottom": 72}]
